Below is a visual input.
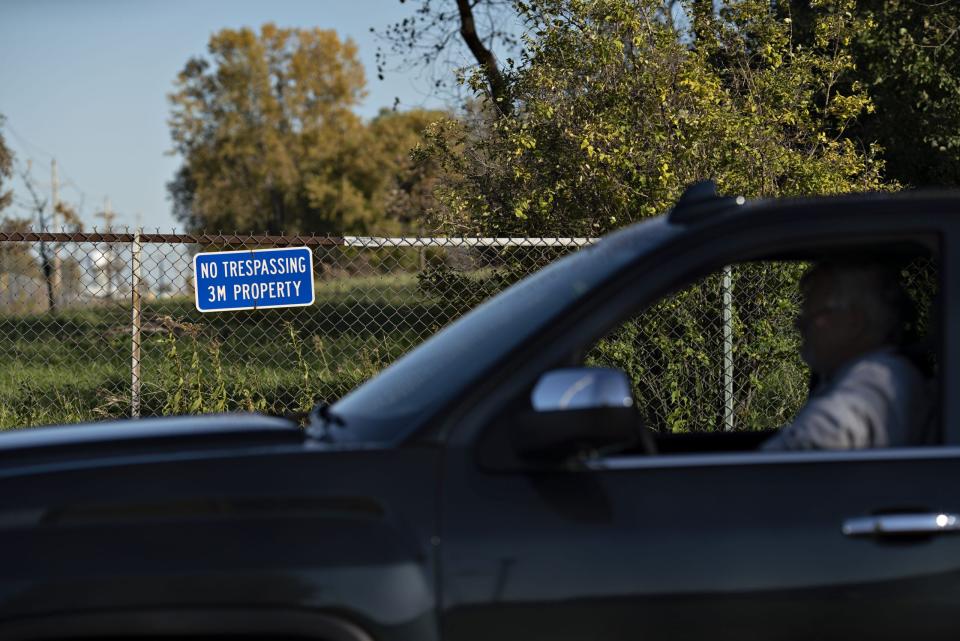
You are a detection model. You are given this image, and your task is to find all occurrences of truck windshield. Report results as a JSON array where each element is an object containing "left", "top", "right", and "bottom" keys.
[{"left": 329, "top": 218, "right": 675, "bottom": 443}]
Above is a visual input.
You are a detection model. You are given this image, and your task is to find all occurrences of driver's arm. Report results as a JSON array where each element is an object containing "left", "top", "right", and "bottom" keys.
[{"left": 761, "top": 352, "right": 927, "bottom": 451}]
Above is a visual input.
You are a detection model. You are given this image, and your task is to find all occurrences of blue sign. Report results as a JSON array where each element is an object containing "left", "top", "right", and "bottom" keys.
[{"left": 193, "top": 246, "right": 315, "bottom": 312}]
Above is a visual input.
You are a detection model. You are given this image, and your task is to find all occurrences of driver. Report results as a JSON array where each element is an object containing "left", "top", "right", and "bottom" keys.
[{"left": 761, "top": 262, "right": 932, "bottom": 451}]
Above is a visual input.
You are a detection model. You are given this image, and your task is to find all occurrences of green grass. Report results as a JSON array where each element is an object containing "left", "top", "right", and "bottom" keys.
[{"left": 0, "top": 273, "right": 467, "bottom": 430}]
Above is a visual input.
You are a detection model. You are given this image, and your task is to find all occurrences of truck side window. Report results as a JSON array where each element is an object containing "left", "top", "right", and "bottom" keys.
[
  {"left": 586, "top": 261, "right": 807, "bottom": 435},
  {"left": 585, "top": 256, "right": 938, "bottom": 442}
]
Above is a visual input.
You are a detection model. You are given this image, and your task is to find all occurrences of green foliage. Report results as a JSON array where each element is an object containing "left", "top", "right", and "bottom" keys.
[
  {"left": 371, "top": 108, "right": 451, "bottom": 229},
  {"left": 587, "top": 263, "right": 808, "bottom": 433},
  {"left": 851, "top": 1, "right": 960, "bottom": 186},
  {"left": 423, "top": 0, "right": 888, "bottom": 237},
  {"left": 417, "top": 266, "right": 513, "bottom": 308},
  {"left": 785, "top": 0, "right": 960, "bottom": 186},
  {"left": 416, "top": 244, "right": 570, "bottom": 307}
]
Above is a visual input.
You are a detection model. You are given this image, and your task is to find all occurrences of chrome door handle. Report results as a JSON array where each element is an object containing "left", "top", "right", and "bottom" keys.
[{"left": 842, "top": 513, "right": 960, "bottom": 537}]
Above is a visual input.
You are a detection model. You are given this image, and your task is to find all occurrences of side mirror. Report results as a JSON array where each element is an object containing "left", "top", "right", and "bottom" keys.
[
  {"left": 513, "top": 368, "right": 648, "bottom": 461},
  {"left": 531, "top": 368, "right": 635, "bottom": 412}
]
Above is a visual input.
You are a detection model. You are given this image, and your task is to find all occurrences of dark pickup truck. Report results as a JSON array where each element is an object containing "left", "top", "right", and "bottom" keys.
[{"left": 3, "top": 188, "right": 960, "bottom": 641}]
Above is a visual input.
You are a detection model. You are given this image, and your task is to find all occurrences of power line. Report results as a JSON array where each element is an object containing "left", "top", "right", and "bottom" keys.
[
  {"left": 4, "top": 122, "right": 56, "bottom": 161},
  {"left": 5, "top": 123, "right": 91, "bottom": 205},
  {"left": 3, "top": 120, "right": 96, "bottom": 227}
]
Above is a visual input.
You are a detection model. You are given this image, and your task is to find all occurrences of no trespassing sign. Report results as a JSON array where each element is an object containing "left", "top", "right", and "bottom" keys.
[{"left": 193, "top": 246, "right": 315, "bottom": 312}]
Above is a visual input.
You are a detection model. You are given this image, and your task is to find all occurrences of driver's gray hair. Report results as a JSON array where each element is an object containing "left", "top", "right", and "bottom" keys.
[{"left": 801, "top": 262, "right": 908, "bottom": 344}]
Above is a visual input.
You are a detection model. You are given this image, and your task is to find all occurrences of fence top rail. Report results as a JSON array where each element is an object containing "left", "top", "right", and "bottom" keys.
[
  {"left": 0, "top": 231, "right": 346, "bottom": 246},
  {"left": 0, "top": 231, "right": 600, "bottom": 247},
  {"left": 342, "top": 236, "right": 598, "bottom": 247}
]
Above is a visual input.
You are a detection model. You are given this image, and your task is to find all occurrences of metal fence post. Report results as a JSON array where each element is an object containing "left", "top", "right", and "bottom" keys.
[
  {"left": 722, "top": 265, "right": 734, "bottom": 431},
  {"left": 131, "top": 229, "right": 142, "bottom": 418}
]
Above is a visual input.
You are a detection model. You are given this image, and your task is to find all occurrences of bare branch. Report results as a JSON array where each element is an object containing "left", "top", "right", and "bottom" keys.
[{"left": 456, "top": 0, "right": 512, "bottom": 115}]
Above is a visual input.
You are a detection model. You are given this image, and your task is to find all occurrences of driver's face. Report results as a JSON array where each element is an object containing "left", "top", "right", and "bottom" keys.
[{"left": 795, "top": 275, "right": 859, "bottom": 376}]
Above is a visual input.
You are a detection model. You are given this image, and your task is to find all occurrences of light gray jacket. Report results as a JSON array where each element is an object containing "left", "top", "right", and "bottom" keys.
[{"left": 762, "top": 348, "right": 932, "bottom": 451}]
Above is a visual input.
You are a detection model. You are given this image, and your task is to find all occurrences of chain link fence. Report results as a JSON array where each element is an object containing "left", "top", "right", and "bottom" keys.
[
  {"left": 0, "top": 231, "right": 592, "bottom": 428},
  {"left": 589, "top": 263, "right": 809, "bottom": 434},
  {"left": 0, "top": 231, "right": 936, "bottom": 432}
]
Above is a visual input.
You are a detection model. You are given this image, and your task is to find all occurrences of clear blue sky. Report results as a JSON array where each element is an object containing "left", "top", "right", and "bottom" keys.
[{"left": 0, "top": 0, "right": 459, "bottom": 231}]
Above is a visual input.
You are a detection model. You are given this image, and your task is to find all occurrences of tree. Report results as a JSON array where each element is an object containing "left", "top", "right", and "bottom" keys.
[
  {"left": 387, "top": 1, "right": 960, "bottom": 194},
  {"left": 169, "top": 24, "right": 380, "bottom": 234},
  {"left": 770, "top": 1, "right": 960, "bottom": 188},
  {"left": 377, "top": 0, "right": 522, "bottom": 116},
  {"left": 370, "top": 108, "right": 450, "bottom": 230},
  {"left": 848, "top": 1, "right": 960, "bottom": 187},
  {"left": 0, "top": 116, "right": 12, "bottom": 215},
  {"left": 421, "top": 0, "right": 886, "bottom": 237},
  {"left": 0, "top": 118, "right": 84, "bottom": 312},
  {"left": 17, "top": 161, "right": 59, "bottom": 311}
]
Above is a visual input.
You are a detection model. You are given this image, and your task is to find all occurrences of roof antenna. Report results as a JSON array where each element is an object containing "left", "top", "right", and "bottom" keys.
[
  {"left": 678, "top": 180, "right": 718, "bottom": 205},
  {"left": 669, "top": 179, "right": 744, "bottom": 224}
]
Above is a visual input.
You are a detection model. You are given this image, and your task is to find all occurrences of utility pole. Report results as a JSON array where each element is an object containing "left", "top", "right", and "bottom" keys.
[
  {"left": 97, "top": 196, "right": 117, "bottom": 230},
  {"left": 96, "top": 197, "right": 118, "bottom": 298},
  {"left": 50, "top": 158, "right": 61, "bottom": 305},
  {"left": 722, "top": 265, "right": 734, "bottom": 431}
]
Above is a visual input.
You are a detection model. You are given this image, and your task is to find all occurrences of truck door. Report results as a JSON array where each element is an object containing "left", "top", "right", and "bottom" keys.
[{"left": 440, "top": 444, "right": 960, "bottom": 641}]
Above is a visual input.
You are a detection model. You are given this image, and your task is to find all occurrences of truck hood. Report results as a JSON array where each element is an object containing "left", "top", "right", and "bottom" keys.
[{"left": 0, "top": 414, "right": 305, "bottom": 470}]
